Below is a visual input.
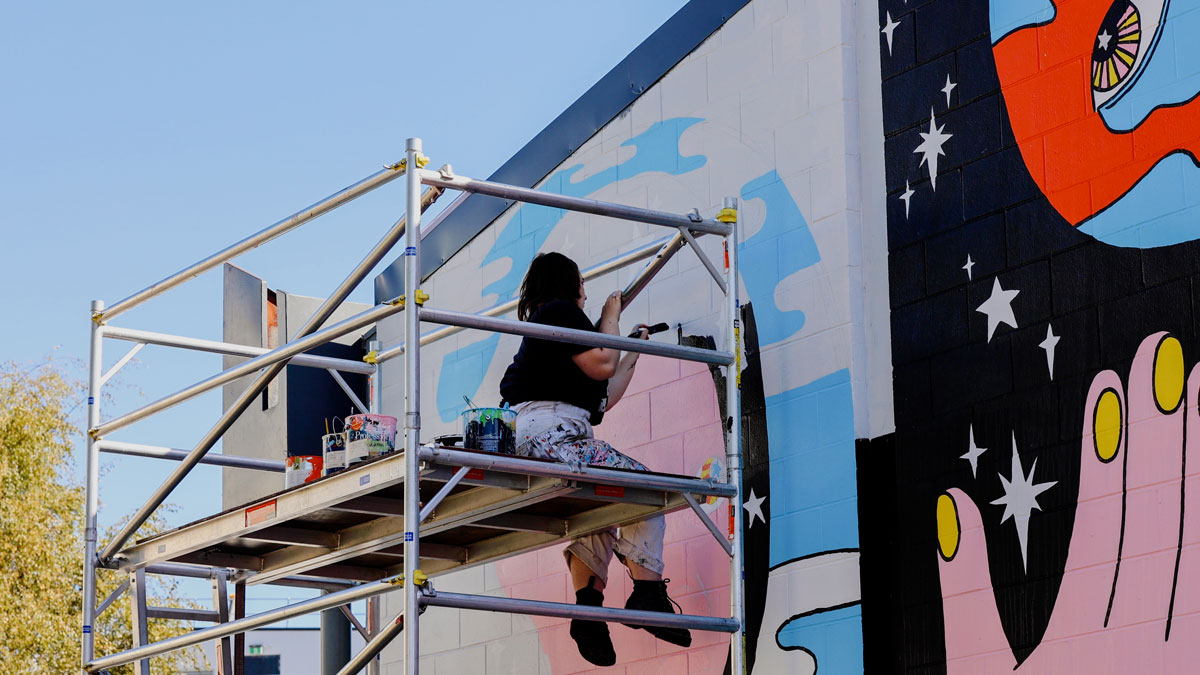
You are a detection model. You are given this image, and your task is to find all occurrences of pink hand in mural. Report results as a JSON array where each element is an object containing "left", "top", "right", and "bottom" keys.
[{"left": 937, "top": 332, "right": 1200, "bottom": 673}]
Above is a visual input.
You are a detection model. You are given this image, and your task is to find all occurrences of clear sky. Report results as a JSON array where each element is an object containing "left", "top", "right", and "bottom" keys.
[{"left": 0, "top": 1, "right": 687, "bottom": 606}]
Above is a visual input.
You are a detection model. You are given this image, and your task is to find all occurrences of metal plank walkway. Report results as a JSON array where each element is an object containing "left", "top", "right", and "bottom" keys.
[{"left": 114, "top": 446, "right": 736, "bottom": 588}]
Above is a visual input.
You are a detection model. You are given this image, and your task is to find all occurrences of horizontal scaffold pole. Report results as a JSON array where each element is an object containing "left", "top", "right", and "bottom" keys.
[
  {"left": 422, "top": 590, "right": 739, "bottom": 633},
  {"left": 417, "top": 307, "right": 734, "bottom": 366},
  {"left": 84, "top": 575, "right": 409, "bottom": 672},
  {"left": 419, "top": 446, "right": 736, "bottom": 498},
  {"left": 96, "top": 440, "right": 285, "bottom": 472},
  {"left": 103, "top": 326, "right": 375, "bottom": 374},
  {"left": 97, "top": 187, "right": 443, "bottom": 563},
  {"left": 375, "top": 235, "right": 673, "bottom": 362},
  {"left": 418, "top": 169, "right": 733, "bottom": 237},
  {"left": 91, "top": 300, "right": 408, "bottom": 439},
  {"left": 100, "top": 165, "right": 411, "bottom": 322}
]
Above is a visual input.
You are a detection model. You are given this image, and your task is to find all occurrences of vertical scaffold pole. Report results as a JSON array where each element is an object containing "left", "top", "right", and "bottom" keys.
[
  {"left": 402, "top": 138, "right": 423, "bottom": 674},
  {"left": 82, "top": 300, "right": 104, "bottom": 669},
  {"left": 723, "top": 197, "right": 746, "bottom": 674},
  {"left": 367, "top": 337, "right": 383, "bottom": 675}
]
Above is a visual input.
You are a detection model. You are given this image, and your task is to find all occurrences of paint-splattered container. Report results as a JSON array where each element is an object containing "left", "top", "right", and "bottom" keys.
[
  {"left": 460, "top": 407, "right": 516, "bottom": 454},
  {"left": 322, "top": 432, "right": 347, "bottom": 476},
  {"left": 285, "top": 455, "right": 323, "bottom": 488},
  {"left": 345, "top": 414, "right": 398, "bottom": 465}
]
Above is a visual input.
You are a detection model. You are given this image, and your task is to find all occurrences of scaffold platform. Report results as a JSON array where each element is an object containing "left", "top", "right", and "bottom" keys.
[{"left": 115, "top": 446, "right": 736, "bottom": 588}]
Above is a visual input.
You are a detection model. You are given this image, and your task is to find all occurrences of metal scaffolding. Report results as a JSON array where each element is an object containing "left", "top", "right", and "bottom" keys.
[{"left": 81, "top": 139, "right": 746, "bottom": 674}]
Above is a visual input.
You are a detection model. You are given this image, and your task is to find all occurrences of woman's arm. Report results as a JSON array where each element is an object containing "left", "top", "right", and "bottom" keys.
[
  {"left": 571, "top": 291, "right": 623, "bottom": 380},
  {"left": 605, "top": 327, "right": 647, "bottom": 408}
]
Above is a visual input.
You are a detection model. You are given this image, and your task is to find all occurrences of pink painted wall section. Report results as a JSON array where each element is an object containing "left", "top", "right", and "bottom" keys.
[
  {"left": 495, "top": 355, "right": 731, "bottom": 673},
  {"left": 938, "top": 334, "right": 1200, "bottom": 673}
]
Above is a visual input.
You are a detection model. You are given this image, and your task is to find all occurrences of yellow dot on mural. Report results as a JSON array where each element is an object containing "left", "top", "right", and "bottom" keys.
[
  {"left": 1155, "top": 336, "right": 1184, "bottom": 413},
  {"left": 1095, "top": 389, "right": 1122, "bottom": 463},
  {"left": 936, "top": 493, "right": 959, "bottom": 561}
]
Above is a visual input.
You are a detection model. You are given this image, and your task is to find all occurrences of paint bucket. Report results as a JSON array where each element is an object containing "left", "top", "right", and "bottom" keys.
[
  {"left": 345, "top": 414, "right": 398, "bottom": 466},
  {"left": 322, "top": 430, "right": 348, "bottom": 476},
  {"left": 460, "top": 407, "right": 516, "bottom": 454},
  {"left": 285, "top": 455, "right": 323, "bottom": 488}
]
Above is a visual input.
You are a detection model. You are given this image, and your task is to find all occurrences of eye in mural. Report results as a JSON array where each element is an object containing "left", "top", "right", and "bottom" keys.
[
  {"left": 991, "top": 0, "right": 1200, "bottom": 248},
  {"left": 1090, "top": 0, "right": 1165, "bottom": 109}
]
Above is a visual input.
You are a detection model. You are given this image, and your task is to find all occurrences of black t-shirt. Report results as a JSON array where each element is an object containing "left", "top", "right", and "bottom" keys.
[{"left": 499, "top": 300, "right": 609, "bottom": 423}]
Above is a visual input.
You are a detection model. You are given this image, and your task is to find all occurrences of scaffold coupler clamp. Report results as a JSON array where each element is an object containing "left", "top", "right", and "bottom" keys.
[
  {"left": 716, "top": 206, "right": 738, "bottom": 224},
  {"left": 389, "top": 568, "right": 429, "bottom": 589},
  {"left": 385, "top": 153, "right": 430, "bottom": 172},
  {"left": 363, "top": 350, "right": 379, "bottom": 365}
]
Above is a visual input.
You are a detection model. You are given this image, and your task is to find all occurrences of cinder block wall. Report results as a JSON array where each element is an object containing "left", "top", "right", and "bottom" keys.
[{"left": 376, "top": 0, "right": 888, "bottom": 671}]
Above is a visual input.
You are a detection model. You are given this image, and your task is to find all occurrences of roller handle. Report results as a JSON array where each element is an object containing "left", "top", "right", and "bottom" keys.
[{"left": 628, "top": 322, "right": 670, "bottom": 338}]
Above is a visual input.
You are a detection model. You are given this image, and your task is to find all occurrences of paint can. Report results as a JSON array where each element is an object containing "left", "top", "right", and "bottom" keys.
[
  {"left": 322, "top": 431, "right": 347, "bottom": 476},
  {"left": 345, "top": 414, "right": 398, "bottom": 466},
  {"left": 285, "top": 455, "right": 323, "bottom": 488},
  {"left": 460, "top": 407, "right": 516, "bottom": 454}
]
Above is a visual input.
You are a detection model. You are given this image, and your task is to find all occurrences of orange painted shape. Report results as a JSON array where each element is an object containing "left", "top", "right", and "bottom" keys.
[{"left": 994, "top": 0, "right": 1200, "bottom": 225}]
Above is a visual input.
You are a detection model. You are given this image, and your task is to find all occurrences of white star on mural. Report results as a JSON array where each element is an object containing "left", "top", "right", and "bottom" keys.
[
  {"left": 942, "top": 75, "right": 957, "bottom": 107},
  {"left": 743, "top": 488, "right": 766, "bottom": 529},
  {"left": 961, "top": 423, "right": 987, "bottom": 478},
  {"left": 913, "top": 108, "right": 952, "bottom": 191},
  {"left": 900, "top": 181, "right": 914, "bottom": 218},
  {"left": 1097, "top": 30, "right": 1112, "bottom": 50},
  {"left": 882, "top": 12, "right": 900, "bottom": 55},
  {"left": 963, "top": 254, "right": 975, "bottom": 280},
  {"left": 991, "top": 434, "right": 1057, "bottom": 572},
  {"left": 1040, "top": 324, "right": 1060, "bottom": 379},
  {"left": 976, "top": 277, "right": 1019, "bottom": 342}
]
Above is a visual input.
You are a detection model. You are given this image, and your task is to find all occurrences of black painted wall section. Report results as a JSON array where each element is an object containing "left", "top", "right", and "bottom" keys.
[
  {"left": 875, "top": 0, "right": 1200, "bottom": 671},
  {"left": 285, "top": 341, "right": 369, "bottom": 457}
]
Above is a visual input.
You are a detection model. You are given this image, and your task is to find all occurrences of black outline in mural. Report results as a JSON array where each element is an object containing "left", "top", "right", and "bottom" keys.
[
  {"left": 1154, "top": 335, "right": 1184, "bottom": 414},
  {"left": 990, "top": 0, "right": 1059, "bottom": 46},
  {"left": 1167, "top": 381, "right": 1186, "bottom": 640},
  {"left": 1094, "top": 387, "right": 1123, "bottom": 464},
  {"left": 937, "top": 494, "right": 961, "bottom": 563},
  {"left": 768, "top": 547, "right": 862, "bottom": 573},
  {"left": 1103, "top": 387, "right": 1130, "bottom": 628},
  {"left": 1053, "top": 150, "right": 1200, "bottom": 235},
  {"left": 774, "top": 599, "right": 864, "bottom": 662},
  {"left": 1097, "top": 90, "right": 1200, "bottom": 135}
]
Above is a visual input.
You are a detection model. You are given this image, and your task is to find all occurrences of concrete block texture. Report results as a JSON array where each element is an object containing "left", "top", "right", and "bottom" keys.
[{"left": 373, "top": 0, "right": 885, "bottom": 670}]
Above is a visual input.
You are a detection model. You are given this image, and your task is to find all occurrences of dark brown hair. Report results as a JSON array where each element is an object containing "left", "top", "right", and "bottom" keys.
[{"left": 517, "top": 252, "right": 581, "bottom": 321}]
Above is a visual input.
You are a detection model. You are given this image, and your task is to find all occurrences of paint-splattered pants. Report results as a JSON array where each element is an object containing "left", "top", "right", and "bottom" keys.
[{"left": 513, "top": 400, "right": 666, "bottom": 585}]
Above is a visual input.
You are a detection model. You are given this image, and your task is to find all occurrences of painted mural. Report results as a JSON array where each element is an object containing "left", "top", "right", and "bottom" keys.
[
  {"left": 876, "top": 0, "right": 1200, "bottom": 671},
  {"left": 424, "top": 122, "right": 862, "bottom": 672},
  {"left": 390, "top": 1, "right": 871, "bottom": 664}
]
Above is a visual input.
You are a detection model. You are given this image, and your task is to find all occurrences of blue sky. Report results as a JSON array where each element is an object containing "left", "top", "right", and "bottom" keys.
[{"left": 0, "top": 1, "right": 686, "bottom": 604}]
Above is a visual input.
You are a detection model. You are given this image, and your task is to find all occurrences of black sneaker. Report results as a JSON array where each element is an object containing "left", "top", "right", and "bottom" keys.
[
  {"left": 623, "top": 578, "right": 692, "bottom": 647},
  {"left": 570, "top": 581, "right": 616, "bottom": 666}
]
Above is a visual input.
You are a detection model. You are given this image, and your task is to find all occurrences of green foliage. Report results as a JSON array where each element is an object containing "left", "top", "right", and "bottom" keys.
[{"left": 0, "top": 363, "right": 205, "bottom": 673}]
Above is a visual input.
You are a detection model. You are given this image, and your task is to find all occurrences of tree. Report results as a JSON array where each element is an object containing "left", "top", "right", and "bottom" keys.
[{"left": 0, "top": 362, "right": 205, "bottom": 673}]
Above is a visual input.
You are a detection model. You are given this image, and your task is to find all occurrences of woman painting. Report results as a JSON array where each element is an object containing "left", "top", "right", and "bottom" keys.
[{"left": 499, "top": 252, "right": 689, "bottom": 667}]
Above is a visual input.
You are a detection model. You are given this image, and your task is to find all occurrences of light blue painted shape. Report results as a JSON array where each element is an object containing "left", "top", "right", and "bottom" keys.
[
  {"left": 1100, "top": 0, "right": 1200, "bottom": 131},
  {"left": 1077, "top": 152, "right": 1200, "bottom": 248},
  {"left": 776, "top": 604, "right": 864, "bottom": 675},
  {"left": 989, "top": 0, "right": 1056, "bottom": 43},
  {"left": 739, "top": 170, "right": 819, "bottom": 347},
  {"left": 766, "top": 368, "right": 857, "bottom": 566},
  {"left": 435, "top": 117, "right": 706, "bottom": 422}
]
